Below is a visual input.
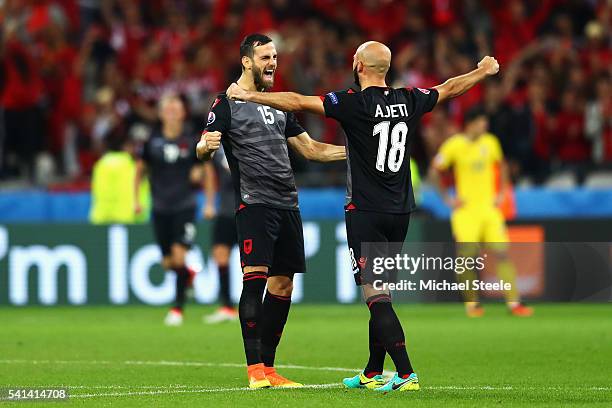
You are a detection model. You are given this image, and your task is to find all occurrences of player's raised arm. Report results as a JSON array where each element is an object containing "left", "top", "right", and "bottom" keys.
[
  {"left": 287, "top": 132, "right": 346, "bottom": 162},
  {"left": 227, "top": 83, "right": 325, "bottom": 115},
  {"left": 434, "top": 56, "right": 500, "bottom": 104},
  {"left": 199, "top": 95, "right": 232, "bottom": 161}
]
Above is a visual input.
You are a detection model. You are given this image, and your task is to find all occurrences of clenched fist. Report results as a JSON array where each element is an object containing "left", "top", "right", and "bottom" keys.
[
  {"left": 227, "top": 83, "right": 249, "bottom": 101},
  {"left": 196, "top": 130, "right": 222, "bottom": 159},
  {"left": 477, "top": 56, "right": 500, "bottom": 76}
]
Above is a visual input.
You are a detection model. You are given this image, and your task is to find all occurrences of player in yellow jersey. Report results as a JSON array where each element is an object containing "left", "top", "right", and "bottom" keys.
[{"left": 431, "top": 107, "right": 533, "bottom": 318}]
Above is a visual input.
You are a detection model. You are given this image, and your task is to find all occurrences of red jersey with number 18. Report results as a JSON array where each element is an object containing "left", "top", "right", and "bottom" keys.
[{"left": 322, "top": 86, "right": 439, "bottom": 213}]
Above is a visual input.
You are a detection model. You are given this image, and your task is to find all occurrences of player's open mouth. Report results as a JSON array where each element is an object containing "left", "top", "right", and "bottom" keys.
[{"left": 263, "top": 69, "right": 275, "bottom": 81}]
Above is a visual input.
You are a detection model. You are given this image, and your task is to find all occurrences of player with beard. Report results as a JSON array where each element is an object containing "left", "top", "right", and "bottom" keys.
[
  {"left": 227, "top": 41, "right": 500, "bottom": 392},
  {"left": 197, "top": 34, "right": 346, "bottom": 388}
]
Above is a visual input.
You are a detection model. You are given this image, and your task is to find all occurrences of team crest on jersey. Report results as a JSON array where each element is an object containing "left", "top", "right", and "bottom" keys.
[
  {"left": 327, "top": 92, "right": 339, "bottom": 105},
  {"left": 243, "top": 239, "right": 253, "bottom": 255},
  {"left": 417, "top": 88, "right": 430, "bottom": 94},
  {"left": 207, "top": 111, "right": 216, "bottom": 125}
]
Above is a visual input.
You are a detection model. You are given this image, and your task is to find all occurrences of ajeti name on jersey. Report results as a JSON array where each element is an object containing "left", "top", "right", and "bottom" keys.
[{"left": 322, "top": 86, "right": 439, "bottom": 214}]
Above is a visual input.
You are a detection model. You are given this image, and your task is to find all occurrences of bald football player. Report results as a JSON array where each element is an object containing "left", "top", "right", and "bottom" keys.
[{"left": 227, "top": 41, "right": 499, "bottom": 392}]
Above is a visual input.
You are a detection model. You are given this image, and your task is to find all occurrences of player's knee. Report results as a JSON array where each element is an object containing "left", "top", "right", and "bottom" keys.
[
  {"left": 241, "top": 268, "right": 268, "bottom": 296},
  {"left": 362, "top": 284, "right": 390, "bottom": 301},
  {"left": 170, "top": 244, "right": 187, "bottom": 268},
  {"left": 161, "top": 257, "right": 172, "bottom": 270},
  {"left": 267, "top": 276, "right": 293, "bottom": 297},
  {"left": 456, "top": 242, "right": 480, "bottom": 258},
  {"left": 243, "top": 265, "right": 268, "bottom": 274},
  {"left": 212, "top": 245, "right": 230, "bottom": 266},
  {"left": 495, "top": 250, "right": 510, "bottom": 261},
  {"left": 171, "top": 255, "right": 186, "bottom": 269}
]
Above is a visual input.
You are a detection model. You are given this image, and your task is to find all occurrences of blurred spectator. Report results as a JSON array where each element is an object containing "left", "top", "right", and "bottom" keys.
[
  {"left": 585, "top": 76, "right": 612, "bottom": 163},
  {"left": 555, "top": 89, "right": 590, "bottom": 163},
  {"left": 509, "top": 80, "right": 550, "bottom": 183},
  {"left": 0, "top": 16, "right": 45, "bottom": 180},
  {"left": 0, "top": 0, "right": 611, "bottom": 187}
]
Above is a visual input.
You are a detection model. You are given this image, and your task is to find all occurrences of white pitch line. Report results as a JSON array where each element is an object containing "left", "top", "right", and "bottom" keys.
[
  {"left": 123, "top": 360, "right": 390, "bottom": 374},
  {"left": 71, "top": 383, "right": 341, "bottom": 399},
  {"left": 30, "top": 383, "right": 612, "bottom": 398},
  {"left": 1, "top": 360, "right": 610, "bottom": 393},
  {"left": 0, "top": 359, "right": 367, "bottom": 373},
  {"left": 18, "top": 384, "right": 612, "bottom": 392},
  {"left": 52, "top": 385, "right": 209, "bottom": 390},
  {"left": 427, "top": 386, "right": 612, "bottom": 391},
  {"left": 0, "top": 358, "right": 395, "bottom": 377}
]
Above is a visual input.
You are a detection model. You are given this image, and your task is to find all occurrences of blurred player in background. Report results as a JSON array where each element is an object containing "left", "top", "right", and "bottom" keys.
[
  {"left": 90, "top": 131, "right": 145, "bottom": 224},
  {"left": 431, "top": 107, "right": 534, "bottom": 318},
  {"left": 202, "top": 146, "right": 239, "bottom": 323},
  {"left": 135, "top": 93, "right": 201, "bottom": 326},
  {"left": 227, "top": 41, "right": 499, "bottom": 392},
  {"left": 198, "top": 34, "right": 346, "bottom": 389}
]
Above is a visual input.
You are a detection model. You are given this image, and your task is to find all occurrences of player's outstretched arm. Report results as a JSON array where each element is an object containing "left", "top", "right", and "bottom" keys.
[
  {"left": 227, "top": 83, "right": 325, "bottom": 115},
  {"left": 434, "top": 56, "right": 499, "bottom": 104},
  {"left": 196, "top": 131, "right": 222, "bottom": 161},
  {"left": 287, "top": 132, "right": 346, "bottom": 162},
  {"left": 429, "top": 158, "right": 462, "bottom": 209}
]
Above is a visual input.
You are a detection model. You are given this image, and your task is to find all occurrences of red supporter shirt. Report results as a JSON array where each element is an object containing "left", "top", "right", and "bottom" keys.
[
  {"left": 0, "top": 41, "right": 44, "bottom": 109},
  {"left": 555, "top": 111, "right": 590, "bottom": 162}
]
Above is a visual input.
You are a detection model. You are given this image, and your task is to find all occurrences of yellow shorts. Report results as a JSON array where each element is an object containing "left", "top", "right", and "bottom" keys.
[{"left": 451, "top": 206, "right": 509, "bottom": 244}]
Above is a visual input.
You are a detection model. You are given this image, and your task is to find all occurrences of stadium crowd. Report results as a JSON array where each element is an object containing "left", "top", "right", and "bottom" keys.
[{"left": 0, "top": 0, "right": 610, "bottom": 187}]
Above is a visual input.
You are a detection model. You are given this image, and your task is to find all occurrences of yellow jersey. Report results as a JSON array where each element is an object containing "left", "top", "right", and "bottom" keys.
[
  {"left": 90, "top": 152, "right": 150, "bottom": 224},
  {"left": 434, "top": 133, "right": 503, "bottom": 208}
]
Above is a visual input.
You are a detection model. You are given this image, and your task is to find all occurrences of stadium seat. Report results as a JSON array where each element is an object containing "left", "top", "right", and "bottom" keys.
[
  {"left": 516, "top": 176, "right": 534, "bottom": 188},
  {"left": 544, "top": 172, "right": 577, "bottom": 189},
  {"left": 584, "top": 171, "right": 612, "bottom": 189}
]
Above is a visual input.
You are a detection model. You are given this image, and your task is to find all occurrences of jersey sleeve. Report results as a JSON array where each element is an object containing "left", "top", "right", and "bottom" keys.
[
  {"left": 203, "top": 95, "right": 231, "bottom": 134},
  {"left": 284, "top": 112, "right": 305, "bottom": 138},
  {"left": 407, "top": 87, "right": 439, "bottom": 116},
  {"left": 433, "top": 137, "right": 456, "bottom": 170},
  {"left": 321, "top": 90, "right": 356, "bottom": 121}
]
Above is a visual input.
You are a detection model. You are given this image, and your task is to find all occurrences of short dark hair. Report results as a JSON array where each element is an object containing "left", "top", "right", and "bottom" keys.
[
  {"left": 104, "top": 126, "right": 127, "bottom": 152},
  {"left": 239, "top": 33, "right": 273, "bottom": 69},
  {"left": 464, "top": 105, "right": 487, "bottom": 125}
]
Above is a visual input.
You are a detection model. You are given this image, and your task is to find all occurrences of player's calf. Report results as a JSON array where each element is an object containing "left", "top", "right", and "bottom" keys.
[
  {"left": 367, "top": 294, "right": 415, "bottom": 379},
  {"left": 239, "top": 271, "right": 268, "bottom": 367}
]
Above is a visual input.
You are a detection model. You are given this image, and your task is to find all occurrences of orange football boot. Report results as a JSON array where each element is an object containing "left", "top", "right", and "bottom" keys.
[{"left": 264, "top": 366, "right": 303, "bottom": 388}]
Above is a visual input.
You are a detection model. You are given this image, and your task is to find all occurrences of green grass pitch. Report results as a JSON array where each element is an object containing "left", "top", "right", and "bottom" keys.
[{"left": 1, "top": 304, "right": 610, "bottom": 407}]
